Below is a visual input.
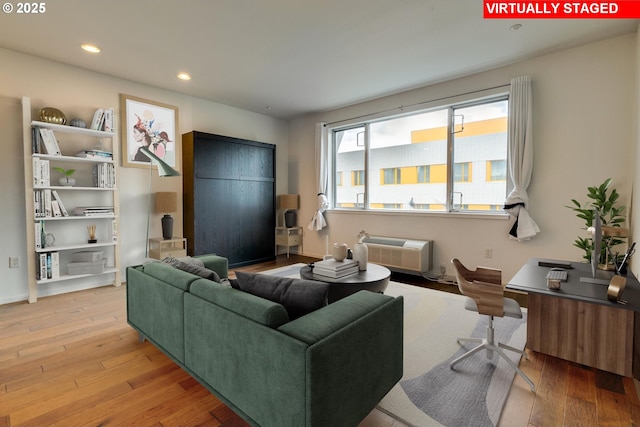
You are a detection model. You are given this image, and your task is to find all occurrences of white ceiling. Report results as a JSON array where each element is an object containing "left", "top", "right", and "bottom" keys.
[{"left": 0, "top": 1, "right": 636, "bottom": 119}]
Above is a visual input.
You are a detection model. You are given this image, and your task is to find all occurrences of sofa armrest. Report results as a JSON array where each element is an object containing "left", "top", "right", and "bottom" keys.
[
  {"left": 278, "top": 290, "right": 404, "bottom": 427},
  {"left": 277, "top": 290, "right": 399, "bottom": 344},
  {"left": 195, "top": 254, "right": 228, "bottom": 279}
]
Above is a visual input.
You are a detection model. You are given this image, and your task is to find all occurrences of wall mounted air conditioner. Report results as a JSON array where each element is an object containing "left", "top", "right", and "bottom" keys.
[{"left": 362, "top": 236, "right": 432, "bottom": 276}]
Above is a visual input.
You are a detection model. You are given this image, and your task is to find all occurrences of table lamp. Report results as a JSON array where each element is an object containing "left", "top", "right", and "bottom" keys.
[
  {"left": 278, "top": 194, "right": 299, "bottom": 228},
  {"left": 155, "top": 192, "right": 177, "bottom": 239}
]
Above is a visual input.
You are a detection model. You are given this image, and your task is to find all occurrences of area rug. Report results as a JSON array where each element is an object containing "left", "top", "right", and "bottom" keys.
[{"left": 259, "top": 264, "right": 528, "bottom": 427}]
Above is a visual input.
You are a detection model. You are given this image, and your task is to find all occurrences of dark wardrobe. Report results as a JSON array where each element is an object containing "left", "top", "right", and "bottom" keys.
[{"left": 182, "top": 131, "right": 276, "bottom": 267}]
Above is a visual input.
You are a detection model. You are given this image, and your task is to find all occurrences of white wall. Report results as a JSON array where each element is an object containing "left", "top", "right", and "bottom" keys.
[
  {"left": 290, "top": 34, "right": 638, "bottom": 281},
  {"left": 0, "top": 48, "right": 289, "bottom": 304}
]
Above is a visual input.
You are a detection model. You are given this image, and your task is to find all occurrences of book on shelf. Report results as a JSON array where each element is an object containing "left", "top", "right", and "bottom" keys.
[
  {"left": 89, "top": 107, "right": 114, "bottom": 131},
  {"left": 103, "top": 107, "right": 114, "bottom": 132},
  {"left": 32, "top": 157, "right": 50, "bottom": 187},
  {"left": 76, "top": 149, "right": 113, "bottom": 159},
  {"left": 37, "top": 251, "right": 60, "bottom": 280},
  {"left": 111, "top": 219, "right": 118, "bottom": 242},
  {"left": 31, "top": 127, "right": 40, "bottom": 153},
  {"left": 38, "top": 128, "right": 62, "bottom": 155},
  {"left": 34, "top": 191, "right": 41, "bottom": 218},
  {"left": 89, "top": 109, "right": 104, "bottom": 130},
  {"left": 38, "top": 253, "right": 47, "bottom": 280},
  {"left": 71, "top": 206, "right": 114, "bottom": 216},
  {"left": 92, "top": 163, "right": 116, "bottom": 188},
  {"left": 51, "top": 200, "right": 62, "bottom": 217},
  {"left": 43, "top": 189, "right": 52, "bottom": 217},
  {"left": 34, "top": 221, "right": 43, "bottom": 249},
  {"left": 51, "top": 190, "right": 69, "bottom": 216},
  {"left": 50, "top": 252, "right": 60, "bottom": 279}
]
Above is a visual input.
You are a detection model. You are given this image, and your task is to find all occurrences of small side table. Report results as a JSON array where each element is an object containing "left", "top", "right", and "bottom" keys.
[
  {"left": 149, "top": 237, "right": 187, "bottom": 260},
  {"left": 275, "top": 227, "right": 303, "bottom": 257}
]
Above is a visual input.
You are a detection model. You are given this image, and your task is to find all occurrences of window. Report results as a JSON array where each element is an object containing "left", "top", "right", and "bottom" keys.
[
  {"left": 454, "top": 162, "right": 472, "bottom": 182},
  {"left": 381, "top": 168, "right": 401, "bottom": 185},
  {"left": 487, "top": 159, "right": 507, "bottom": 181},
  {"left": 352, "top": 170, "right": 364, "bottom": 186},
  {"left": 331, "top": 96, "right": 509, "bottom": 213}
]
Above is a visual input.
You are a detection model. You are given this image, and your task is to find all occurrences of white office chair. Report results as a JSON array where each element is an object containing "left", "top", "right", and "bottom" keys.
[{"left": 450, "top": 258, "right": 535, "bottom": 392}]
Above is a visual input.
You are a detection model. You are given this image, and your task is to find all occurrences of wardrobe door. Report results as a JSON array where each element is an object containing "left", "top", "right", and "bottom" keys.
[{"left": 183, "top": 131, "right": 275, "bottom": 267}]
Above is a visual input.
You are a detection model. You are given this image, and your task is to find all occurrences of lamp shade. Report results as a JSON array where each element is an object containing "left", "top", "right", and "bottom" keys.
[
  {"left": 155, "top": 192, "right": 177, "bottom": 213},
  {"left": 278, "top": 194, "right": 299, "bottom": 210}
]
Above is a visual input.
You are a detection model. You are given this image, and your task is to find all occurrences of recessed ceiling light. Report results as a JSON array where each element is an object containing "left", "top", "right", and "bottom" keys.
[
  {"left": 81, "top": 44, "right": 101, "bottom": 53},
  {"left": 510, "top": 24, "right": 522, "bottom": 31},
  {"left": 177, "top": 72, "right": 192, "bottom": 81}
]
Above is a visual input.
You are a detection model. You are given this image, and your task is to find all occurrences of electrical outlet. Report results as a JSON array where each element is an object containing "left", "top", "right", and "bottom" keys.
[
  {"left": 440, "top": 264, "right": 446, "bottom": 275},
  {"left": 9, "top": 257, "right": 20, "bottom": 268},
  {"left": 484, "top": 248, "right": 493, "bottom": 259}
]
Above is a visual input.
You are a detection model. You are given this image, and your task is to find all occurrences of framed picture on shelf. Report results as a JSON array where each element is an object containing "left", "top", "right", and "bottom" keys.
[{"left": 120, "top": 94, "right": 179, "bottom": 170}]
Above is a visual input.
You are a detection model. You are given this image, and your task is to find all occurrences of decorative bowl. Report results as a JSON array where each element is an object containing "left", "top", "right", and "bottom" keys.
[
  {"left": 38, "top": 107, "right": 67, "bottom": 125},
  {"left": 69, "top": 118, "right": 87, "bottom": 128}
]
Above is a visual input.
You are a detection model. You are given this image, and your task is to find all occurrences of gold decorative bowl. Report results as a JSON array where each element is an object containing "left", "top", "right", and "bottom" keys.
[{"left": 38, "top": 107, "right": 67, "bottom": 125}]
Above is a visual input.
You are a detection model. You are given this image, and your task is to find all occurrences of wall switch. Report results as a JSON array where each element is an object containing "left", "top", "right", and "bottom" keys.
[
  {"left": 9, "top": 257, "right": 20, "bottom": 268},
  {"left": 484, "top": 248, "right": 493, "bottom": 259}
]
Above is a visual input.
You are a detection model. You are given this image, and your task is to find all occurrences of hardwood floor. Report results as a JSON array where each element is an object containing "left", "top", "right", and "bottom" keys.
[{"left": 1, "top": 254, "right": 639, "bottom": 427}]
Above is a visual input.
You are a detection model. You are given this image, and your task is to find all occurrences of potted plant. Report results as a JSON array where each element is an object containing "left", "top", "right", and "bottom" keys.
[
  {"left": 566, "top": 178, "right": 626, "bottom": 264},
  {"left": 53, "top": 167, "right": 76, "bottom": 186}
]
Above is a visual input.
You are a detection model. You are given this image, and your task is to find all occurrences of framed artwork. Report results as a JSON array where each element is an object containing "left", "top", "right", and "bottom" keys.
[{"left": 120, "top": 94, "right": 179, "bottom": 169}]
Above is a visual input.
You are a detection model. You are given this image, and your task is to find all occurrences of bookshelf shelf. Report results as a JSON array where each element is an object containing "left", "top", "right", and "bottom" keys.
[
  {"left": 23, "top": 97, "right": 121, "bottom": 303},
  {"left": 33, "top": 153, "right": 116, "bottom": 164},
  {"left": 31, "top": 120, "right": 114, "bottom": 138},
  {"left": 34, "top": 186, "right": 116, "bottom": 191},
  {"left": 35, "top": 268, "right": 119, "bottom": 285},
  {"left": 36, "top": 241, "right": 117, "bottom": 253}
]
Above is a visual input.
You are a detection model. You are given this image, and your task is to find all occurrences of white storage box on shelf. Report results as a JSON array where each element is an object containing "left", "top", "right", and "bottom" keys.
[
  {"left": 67, "top": 259, "right": 107, "bottom": 275},
  {"left": 361, "top": 236, "right": 432, "bottom": 276},
  {"left": 71, "top": 250, "right": 104, "bottom": 262}
]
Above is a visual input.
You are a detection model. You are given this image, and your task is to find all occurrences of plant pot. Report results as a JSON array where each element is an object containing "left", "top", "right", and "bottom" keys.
[{"left": 59, "top": 176, "right": 76, "bottom": 186}]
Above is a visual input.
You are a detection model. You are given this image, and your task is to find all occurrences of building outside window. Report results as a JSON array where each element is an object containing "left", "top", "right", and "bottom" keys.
[
  {"left": 352, "top": 170, "right": 364, "bottom": 186},
  {"left": 332, "top": 95, "right": 509, "bottom": 213}
]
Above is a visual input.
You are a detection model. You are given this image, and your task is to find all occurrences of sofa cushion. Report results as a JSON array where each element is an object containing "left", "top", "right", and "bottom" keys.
[
  {"left": 189, "top": 279, "right": 289, "bottom": 328},
  {"left": 163, "top": 256, "right": 221, "bottom": 282},
  {"left": 234, "top": 271, "right": 329, "bottom": 319}
]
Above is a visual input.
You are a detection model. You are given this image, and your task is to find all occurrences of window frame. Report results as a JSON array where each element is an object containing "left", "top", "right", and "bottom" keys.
[{"left": 329, "top": 92, "right": 511, "bottom": 215}]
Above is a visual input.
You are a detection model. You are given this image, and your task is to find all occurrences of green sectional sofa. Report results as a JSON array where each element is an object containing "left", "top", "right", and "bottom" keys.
[{"left": 126, "top": 256, "right": 404, "bottom": 427}]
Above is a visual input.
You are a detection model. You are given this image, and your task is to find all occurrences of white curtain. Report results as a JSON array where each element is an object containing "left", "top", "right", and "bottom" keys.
[
  {"left": 308, "top": 122, "right": 329, "bottom": 230},
  {"left": 504, "top": 75, "right": 540, "bottom": 241}
]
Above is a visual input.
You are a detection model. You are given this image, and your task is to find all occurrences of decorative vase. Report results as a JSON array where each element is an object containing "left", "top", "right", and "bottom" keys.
[
  {"left": 353, "top": 242, "right": 368, "bottom": 271},
  {"left": 59, "top": 176, "right": 76, "bottom": 186},
  {"left": 161, "top": 214, "right": 174, "bottom": 239},
  {"left": 284, "top": 210, "right": 297, "bottom": 228},
  {"left": 332, "top": 243, "right": 348, "bottom": 262}
]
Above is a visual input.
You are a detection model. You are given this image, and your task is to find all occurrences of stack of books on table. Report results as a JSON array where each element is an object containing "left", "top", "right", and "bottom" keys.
[{"left": 313, "top": 258, "right": 359, "bottom": 278}]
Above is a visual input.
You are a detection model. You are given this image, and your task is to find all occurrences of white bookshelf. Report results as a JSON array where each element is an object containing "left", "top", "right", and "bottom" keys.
[{"left": 22, "top": 96, "right": 121, "bottom": 303}]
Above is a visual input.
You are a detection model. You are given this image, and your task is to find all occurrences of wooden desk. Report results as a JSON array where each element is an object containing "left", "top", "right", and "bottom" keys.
[{"left": 507, "top": 258, "right": 640, "bottom": 378}]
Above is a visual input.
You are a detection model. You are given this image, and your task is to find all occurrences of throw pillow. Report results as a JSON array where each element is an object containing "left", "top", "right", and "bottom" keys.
[
  {"left": 176, "top": 256, "right": 205, "bottom": 268},
  {"left": 162, "top": 257, "right": 221, "bottom": 282},
  {"left": 234, "top": 271, "right": 329, "bottom": 319}
]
